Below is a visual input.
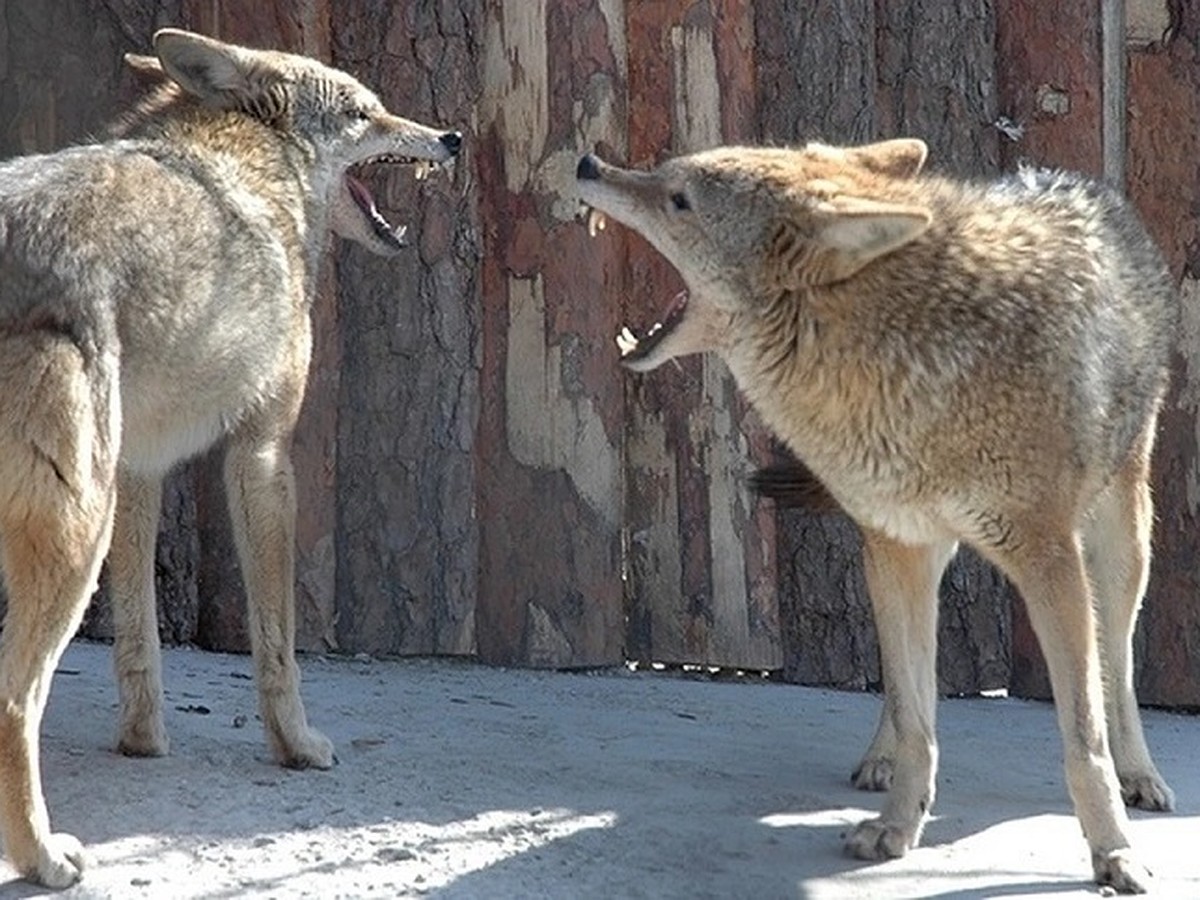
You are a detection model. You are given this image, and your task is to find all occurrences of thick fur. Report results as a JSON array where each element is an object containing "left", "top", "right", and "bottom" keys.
[
  {"left": 576, "top": 139, "right": 1177, "bottom": 893},
  {"left": 0, "top": 29, "right": 460, "bottom": 887}
]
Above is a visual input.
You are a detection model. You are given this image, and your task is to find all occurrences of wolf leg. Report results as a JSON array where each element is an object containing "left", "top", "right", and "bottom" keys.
[
  {"left": 110, "top": 471, "right": 169, "bottom": 757},
  {"left": 1001, "top": 529, "right": 1150, "bottom": 894},
  {"left": 844, "top": 532, "right": 954, "bottom": 860},
  {"left": 1082, "top": 441, "right": 1173, "bottom": 812},
  {"left": 0, "top": 338, "right": 118, "bottom": 886},
  {"left": 224, "top": 433, "right": 333, "bottom": 769},
  {"left": 852, "top": 693, "right": 896, "bottom": 791},
  {"left": 853, "top": 540, "right": 963, "bottom": 792}
]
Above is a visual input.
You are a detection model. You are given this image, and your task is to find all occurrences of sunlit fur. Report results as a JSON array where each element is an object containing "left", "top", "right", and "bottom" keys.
[
  {"left": 577, "top": 139, "right": 1176, "bottom": 894},
  {"left": 0, "top": 29, "right": 458, "bottom": 888}
]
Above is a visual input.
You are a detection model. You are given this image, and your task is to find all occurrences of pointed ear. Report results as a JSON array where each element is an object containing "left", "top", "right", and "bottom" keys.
[
  {"left": 813, "top": 196, "right": 931, "bottom": 280},
  {"left": 846, "top": 139, "right": 928, "bottom": 179},
  {"left": 123, "top": 53, "right": 168, "bottom": 83},
  {"left": 152, "top": 29, "right": 259, "bottom": 104}
]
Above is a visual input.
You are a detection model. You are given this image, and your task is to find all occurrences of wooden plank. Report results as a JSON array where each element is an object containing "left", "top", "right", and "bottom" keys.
[
  {"left": 995, "top": 0, "right": 1104, "bottom": 700},
  {"left": 623, "top": 0, "right": 781, "bottom": 671},
  {"left": 329, "top": 2, "right": 481, "bottom": 656},
  {"left": 755, "top": 0, "right": 884, "bottom": 689},
  {"left": 995, "top": 2, "right": 1104, "bottom": 177},
  {"left": 760, "top": 0, "right": 1011, "bottom": 695},
  {"left": 875, "top": 0, "right": 1011, "bottom": 696},
  {"left": 622, "top": 0, "right": 699, "bottom": 666},
  {"left": 876, "top": 0, "right": 1001, "bottom": 175},
  {"left": 472, "top": 0, "right": 626, "bottom": 667},
  {"left": 1125, "top": 3, "right": 1200, "bottom": 706},
  {"left": 755, "top": 0, "right": 878, "bottom": 146}
]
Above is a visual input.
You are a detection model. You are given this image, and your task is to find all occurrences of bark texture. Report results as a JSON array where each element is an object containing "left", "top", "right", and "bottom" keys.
[
  {"left": 0, "top": 1, "right": 1196, "bottom": 707},
  {"left": 329, "top": 3, "right": 483, "bottom": 657},
  {"left": 1124, "top": 2, "right": 1200, "bottom": 708},
  {"left": 758, "top": 0, "right": 1012, "bottom": 695}
]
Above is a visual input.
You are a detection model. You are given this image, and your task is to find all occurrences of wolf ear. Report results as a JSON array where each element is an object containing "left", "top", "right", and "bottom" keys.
[
  {"left": 811, "top": 196, "right": 931, "bottom": 281},
  {"left": 152, "top": 29, "right": 262, "bottom": 106},
  {"left": 123, "top": 53, "right": 169, "bottom": 85},
  {"left": 846, "top": 139, "right": 928, "bottom": 179}
]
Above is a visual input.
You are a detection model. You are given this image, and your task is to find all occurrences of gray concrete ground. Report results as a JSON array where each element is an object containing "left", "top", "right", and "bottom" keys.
[{"left": 0, "top": 639, "right": 1196, "bottom": 899}]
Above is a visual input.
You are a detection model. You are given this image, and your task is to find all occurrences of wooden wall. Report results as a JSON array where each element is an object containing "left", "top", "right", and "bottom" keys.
[
  {"left": 1, "top": 1, "right": 1197, "bottom": 707},
  {"left": 1111, "top": 0, "right": 1200, "bottom": 707},
  {"left": 997, "top": 0, "right": 1200, "bottom": 707}
]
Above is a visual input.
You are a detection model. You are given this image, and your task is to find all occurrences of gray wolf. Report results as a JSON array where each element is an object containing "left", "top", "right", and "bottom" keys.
[
  {"left": 576, "top": 139, "right": 1176, "bottom": 893},
  {"left": 0, "top": 28, "right": 460, "bottom": 886}
]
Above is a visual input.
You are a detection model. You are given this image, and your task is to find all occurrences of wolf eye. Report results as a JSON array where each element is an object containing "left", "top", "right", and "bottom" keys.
[
  {"left": 670, "top": 192, "right": 691, "bottom": 212},
  {"left": 347, "top": 107, "right": 371, "bottom": 121}
]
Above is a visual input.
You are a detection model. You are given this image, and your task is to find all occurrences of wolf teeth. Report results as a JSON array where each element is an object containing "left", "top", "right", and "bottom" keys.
[
  {"left": 587, "top": 207, "right": 607, "bottom": 237},
  {"left": 366, "top": 154, "right": 418, "bottom": 165},
  {"left": 360, "top": 155, "right": 448, "bottom": 176},
  {"left": 616, "top": 326, "right": 639, "bottom": 356}
]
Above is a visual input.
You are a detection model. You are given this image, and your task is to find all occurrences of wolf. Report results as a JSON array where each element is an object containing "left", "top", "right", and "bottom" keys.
[
  {"left": 0, "top": 28, "right": 460, "bottom": 886},
  {"left": 576, "top": 139, "right": 1176, "bottom": 893}
]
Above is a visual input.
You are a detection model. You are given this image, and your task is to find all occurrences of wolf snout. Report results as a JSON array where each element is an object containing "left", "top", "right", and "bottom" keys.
[
  {"left": 439, "top": 131, "right": 463, "bottom": 156},
  {"left": 576, "top": 153, "right": 601, "bottom": 181}
]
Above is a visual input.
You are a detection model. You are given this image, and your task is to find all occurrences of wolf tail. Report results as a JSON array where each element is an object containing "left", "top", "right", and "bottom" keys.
[{"left": 746, "top": 458, "right": 841, "bottom": 513}]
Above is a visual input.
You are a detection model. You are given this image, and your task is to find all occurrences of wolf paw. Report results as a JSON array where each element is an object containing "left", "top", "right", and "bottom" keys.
[
  {"left": 117, "top": 717, "right": 170, "bottom": 757},
  {"left": 1093, "top": 849, "right": 1151, "bottom": 894},
  {"left": 851, "top": 755, "right": 893, "bottom": 792},
  {"left": 1119, "top": 771, "right": 1175, "bottom": 812},
  {"left": 275, "top": 726, "right": 335, "bottom": 770},
  {"left": 28, "top": 832, "right": 88, "bottom": 888},
  {"left": 844, "top": 817, "right": 913, "bottom": 861}
]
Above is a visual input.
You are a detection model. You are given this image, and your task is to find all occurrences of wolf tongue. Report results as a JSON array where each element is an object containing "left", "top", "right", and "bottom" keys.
[
  {"left": 345, "top": 173, "right": 405, "bottom": 247},
  {"left": 345, "top": 173, "right": 377, "bottom": 217}
]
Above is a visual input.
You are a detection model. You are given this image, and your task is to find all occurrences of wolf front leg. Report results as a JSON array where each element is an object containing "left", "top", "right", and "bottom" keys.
[
  {"left": 110, "top": 471, "right": 169, "bottom": 757},
  {"left": 223, "top": 429, "right": 333, "bottom": 769},
  {"left": 0, "top": 340, "right": 119, "bottom": 887},
  {"left": 1000, "top": 527, "right": 1151, "bottom": 894},
  {"left": 844, "top": 532, "right": 956, "bottom": 860},
  {"left": 853, "top": 540, "right": 962, "bottom": 792},
  {"left": 853, "top": 690, "right": 897, "bottom": 792}
]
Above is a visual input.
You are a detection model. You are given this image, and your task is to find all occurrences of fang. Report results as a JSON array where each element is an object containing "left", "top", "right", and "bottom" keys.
[{"left": 587, "top": 208, "right": 607, "bottom": 237}]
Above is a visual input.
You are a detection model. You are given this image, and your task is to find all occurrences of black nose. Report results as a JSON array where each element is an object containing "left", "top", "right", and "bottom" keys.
[
  {"left": 439, "top": 131, "right": 463, "bottom": 156},
  {"left": 576, "top": 154, "right": 600, "bottom": 181}
]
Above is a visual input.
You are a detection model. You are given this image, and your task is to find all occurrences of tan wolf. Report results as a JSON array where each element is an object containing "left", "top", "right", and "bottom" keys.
[
  {"left": 0, "top": 29, "right": 460, "bottom": 886},
  {"left": 576, "top": 139, "right": 1176, "bottom": 893}
]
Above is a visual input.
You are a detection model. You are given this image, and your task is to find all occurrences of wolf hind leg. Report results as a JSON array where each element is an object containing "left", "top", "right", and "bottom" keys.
[
  {"left": 110, "top": 471, "right": 169, "bottom": 757},
  {"left": 844, "top": 532, "right": 955, "bottom": 860},
  {"left": 0, "top": 337, "right": 118, "bottom": 886},
  {"left": 1082, "top": 439, "right": 1173, "bottom": 812},
  {"left": 998, "top": 527, "right": 1150, "bottom": 894},
  {"left": 224, "top": 432, "right": 332, "bottom": 769}
]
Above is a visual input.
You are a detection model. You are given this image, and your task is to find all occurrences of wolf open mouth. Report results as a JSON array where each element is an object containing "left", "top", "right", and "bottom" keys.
[
  {"left": 579, "top": 201, "right": 688, "bottom": 364},
  {"left": 344, "top": 155, "right": 447, "bottom": 249},
  {"left": 615, "top": 289, "right": 689, "bottom": 363}
]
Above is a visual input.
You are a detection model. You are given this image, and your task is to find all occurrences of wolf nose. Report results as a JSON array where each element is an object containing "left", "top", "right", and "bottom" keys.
[
  {"left": 439, "top": 131, "right": 463, "bottom": 156},
  {"left": 576, "top": 153, "right": 601, "bottom": 181}
]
